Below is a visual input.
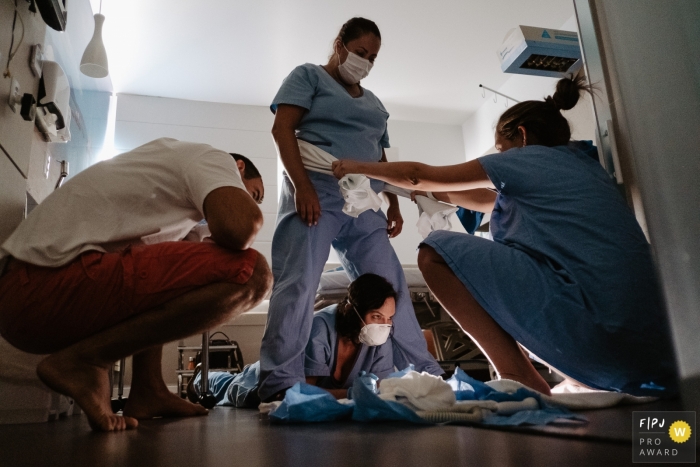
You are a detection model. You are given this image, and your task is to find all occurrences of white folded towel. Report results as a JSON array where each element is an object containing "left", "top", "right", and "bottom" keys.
[
  {"left": 415, "top": 196, "right": 458, "bottom": 239},
  {"left": 337, "top": 174, "right": 384, "bottom": 218},
  {"left": 296, "top": 140, "right": 459, "bottom": 229},
  {"left": 297, "top": 140, "right": 336, "bottom": 176},
  {"left": 383, "top": 185, "right": 458, "bottom": 239},
  {"left": 379, "top": 370, "right": 456, "bottom": 411},
  {"left": 297, "top": 140, "right": 383, "bottom": 217}
]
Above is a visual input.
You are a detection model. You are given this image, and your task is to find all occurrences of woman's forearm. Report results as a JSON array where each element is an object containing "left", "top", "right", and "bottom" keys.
[
  {"left": 440, "top": 189, "right": 497, "bottom": 213},
  {"left": 351, "top": 159, "right": 495, "bottom": 192},
  {"left": 379, "top": 149, "right": 400, "bottom": 207}
]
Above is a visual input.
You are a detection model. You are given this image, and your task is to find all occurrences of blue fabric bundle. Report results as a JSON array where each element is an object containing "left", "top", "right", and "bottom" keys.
[
  {"left": 350, "top": 379, "right": 428, "bottom": 424},
  {"left": 268, "top": 383, "right": 353, "bottom": 422},
  {"left": 267, "top": 367, "right": 585, "bottom": 426}
]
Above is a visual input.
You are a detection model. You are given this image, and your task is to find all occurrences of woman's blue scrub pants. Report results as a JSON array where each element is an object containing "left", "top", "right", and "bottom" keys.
[{"left": 258, "top": 173, "right": 442, "bottom": 401}]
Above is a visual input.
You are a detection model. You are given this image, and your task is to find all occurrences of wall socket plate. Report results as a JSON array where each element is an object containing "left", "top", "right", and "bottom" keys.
[
  {"left": 30, "top": 44, "right": 43, "bottom": 77},
  {"left": 8, "top": 78, "right": 20, "bottom": 113},
  {"left": 44, "top": 151, "right": 51, "bottom": 179}
]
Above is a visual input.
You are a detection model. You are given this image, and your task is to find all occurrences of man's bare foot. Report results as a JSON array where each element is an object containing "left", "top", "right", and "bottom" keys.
[
  {"left": 37, "top": 354, "right": 138, "bottom": 432},
  {"left": 499, "top": 371, "right": 552, "bottom": 396},
  {"left": 123, "top": 388, "right": 209, "bottom": 419}
]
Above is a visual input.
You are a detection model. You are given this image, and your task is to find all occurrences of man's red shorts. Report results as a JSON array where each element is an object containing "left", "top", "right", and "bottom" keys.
[{"left": 0, "top": 242, "right": 258, "bottom": 354}]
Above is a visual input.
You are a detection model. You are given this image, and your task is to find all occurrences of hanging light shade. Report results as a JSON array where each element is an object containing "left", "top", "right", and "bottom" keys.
[{"left": 80, "top": 13, "right": 109, "bottom": 78}]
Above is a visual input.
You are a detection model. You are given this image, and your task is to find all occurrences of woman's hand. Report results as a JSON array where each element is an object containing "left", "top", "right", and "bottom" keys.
[
  {"left": 332, "top": 160, "right": 360, "bottom": 179},
  {"left": 409, "top": 190, "right": 429, "bottom": 203},
  {"left": 294, "top": 184, "right": 321, "bottom": 226},
  {"left": 386, "top": 201, "right": 404, "bottom": 238}
]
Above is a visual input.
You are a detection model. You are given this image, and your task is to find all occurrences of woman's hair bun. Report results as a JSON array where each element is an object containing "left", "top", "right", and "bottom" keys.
[{"left": 549, "top": 74, "right": 589, "bottom": 111}]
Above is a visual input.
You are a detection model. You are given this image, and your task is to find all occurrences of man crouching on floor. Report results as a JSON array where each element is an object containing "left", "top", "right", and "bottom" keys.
[{"left": 0, "top": 138, "right": 273, "bottom": 432}]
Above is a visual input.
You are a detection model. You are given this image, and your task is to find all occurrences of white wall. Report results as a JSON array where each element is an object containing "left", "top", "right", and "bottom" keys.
[
  {"left": 386, "top": 119, "right": 468, "bottom": 264},
  {"left": 461, "top": 15, "right": 596, "bottom": 161},
  {"left": 114, "top": 95, "right": 278, "bottom": 264}
]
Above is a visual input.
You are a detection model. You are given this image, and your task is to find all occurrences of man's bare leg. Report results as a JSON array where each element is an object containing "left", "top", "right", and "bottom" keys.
[
  {"left": 37, "top": 254, "right": 272, "bottom": 431},
  {"left": 418, "top": 246, "right": 551, "bottom": 395},
  {"left": 122, "top": 346, "right": 208, "bottom": 419}
]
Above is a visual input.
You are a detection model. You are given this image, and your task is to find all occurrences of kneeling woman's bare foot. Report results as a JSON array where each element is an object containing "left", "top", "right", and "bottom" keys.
[
  {"left": 37, "top": 354, "right": 138, "bottom": 432},
  {"left": 123, "top": 388, "right": 209, "bottom": 419}
]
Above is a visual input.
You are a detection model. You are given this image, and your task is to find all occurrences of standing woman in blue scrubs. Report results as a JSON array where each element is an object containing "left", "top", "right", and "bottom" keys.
[
  {"left": 258, "top": 17, "right": 442, "bottom": 402},
  {"left": 333, "top": 76, "right": 677, "bottom": 397}
]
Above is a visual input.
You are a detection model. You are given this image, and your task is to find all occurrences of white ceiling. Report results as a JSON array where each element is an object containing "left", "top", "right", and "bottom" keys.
[{"left": 91, "top": 0, "right": 575, "bottom": 125}]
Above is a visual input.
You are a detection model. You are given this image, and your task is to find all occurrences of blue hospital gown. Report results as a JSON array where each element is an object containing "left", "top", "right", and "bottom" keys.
[{"left": 423, "top": 143, "right": 677, "bottom": 396}]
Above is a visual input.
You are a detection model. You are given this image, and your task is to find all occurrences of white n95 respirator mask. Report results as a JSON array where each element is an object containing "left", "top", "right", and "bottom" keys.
[
  {"left": 354, "top": 306, "right": 391, "bottom": 346},
  {"left": 337, "top": 45, "right": 373, "bottom": 84}
]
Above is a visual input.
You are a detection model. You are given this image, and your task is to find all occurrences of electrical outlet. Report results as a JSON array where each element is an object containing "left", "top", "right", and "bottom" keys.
[
  {"left": 29, "top": 44, "right": 43, "bottom": 77},
  {"left": 8, "top": 78, "right": 21, "bottom": 113},
  {"left": 44, "top": 151, "right": 51, "bottom": 179}
]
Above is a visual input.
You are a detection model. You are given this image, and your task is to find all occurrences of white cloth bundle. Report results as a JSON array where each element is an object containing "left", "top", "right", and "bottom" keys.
[
  {"left": 296, "top": 140, "right": 336, "bottom": 176},
  {"left": 297, "top": 140, "right": 382, "bottom": 217},
  {"left": 415, "top": 196, "right": 458, "bottom": 239},
  {"left": 379, "top": 371, "right": 656, "bottom": 424},
  {"left": 382, "top": 185, "right": 459, "bottom": 239},
  {"left": 378, "top": 370, "right": 456, "bottom": 411},
  {"left": 337, "top": 174, "right": 384, "bottom": 218},
  {"left": 296, "top": 139, "right": 458, "bottom": 228}
]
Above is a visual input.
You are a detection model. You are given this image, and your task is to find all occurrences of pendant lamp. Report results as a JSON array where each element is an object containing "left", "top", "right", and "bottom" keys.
[{"left": 80, "top": 1, "right": 108, "bottom": 78}]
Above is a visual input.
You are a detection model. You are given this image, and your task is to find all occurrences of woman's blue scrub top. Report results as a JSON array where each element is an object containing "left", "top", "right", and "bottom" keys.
[
  {"left": 271, "top": 63, "right": 390, "bottom": 163},
  {"left": 305, "top": 305, "right": 394, "bottom": 390}
]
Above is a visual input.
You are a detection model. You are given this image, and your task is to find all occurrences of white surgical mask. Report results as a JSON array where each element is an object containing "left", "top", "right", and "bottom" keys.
[
  {"left": 354, "top": 306, "right": 391, "bottom": 346},
  {"left": 337, "top": 45, "right": 373, "bottom": 84}
]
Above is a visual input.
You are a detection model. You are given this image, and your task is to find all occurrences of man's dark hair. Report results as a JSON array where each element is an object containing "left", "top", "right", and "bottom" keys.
[
  {"left": 229, "top": 153, "right": 261, "bottom": 180},
  {"left": 335, "top": 273, "right": 396, "bottom": 341}
]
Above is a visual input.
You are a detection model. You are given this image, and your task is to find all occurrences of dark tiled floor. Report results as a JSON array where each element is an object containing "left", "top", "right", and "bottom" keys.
[{"left": 3, "top": 399, "right": 696, "bottom": 467}]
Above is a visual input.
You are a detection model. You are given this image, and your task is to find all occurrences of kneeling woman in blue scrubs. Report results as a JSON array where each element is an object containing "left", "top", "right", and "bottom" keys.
[
  {"left": 332, "top": 76, "right": 677, "bottom": 397},
  {"left": 190, "top": 274, "right": 396, "bottom": 407}
]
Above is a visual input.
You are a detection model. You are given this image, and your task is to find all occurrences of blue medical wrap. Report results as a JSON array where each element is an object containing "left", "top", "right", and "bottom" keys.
[
  {"left": 455, "top": 208, "right": 484, "bottom": 234},
  {"left": 422, "top": 143, "right": 677, "bottom": 396},
  {"left": 267, "top": 368, "right": 582, "bottom": 426}
]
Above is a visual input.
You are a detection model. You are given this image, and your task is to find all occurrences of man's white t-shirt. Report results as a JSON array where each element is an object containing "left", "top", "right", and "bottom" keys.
[{"left": 0, "top": 138, "right": 248, "bottom": 267}]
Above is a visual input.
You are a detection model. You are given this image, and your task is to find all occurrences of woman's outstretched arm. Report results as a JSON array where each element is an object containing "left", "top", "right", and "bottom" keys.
[
  {"left": 411, "top": 189, "right": 497, "bottom": 214},
  {"left": 332, "top": 158, "right": 495, "bottom": 192}
]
